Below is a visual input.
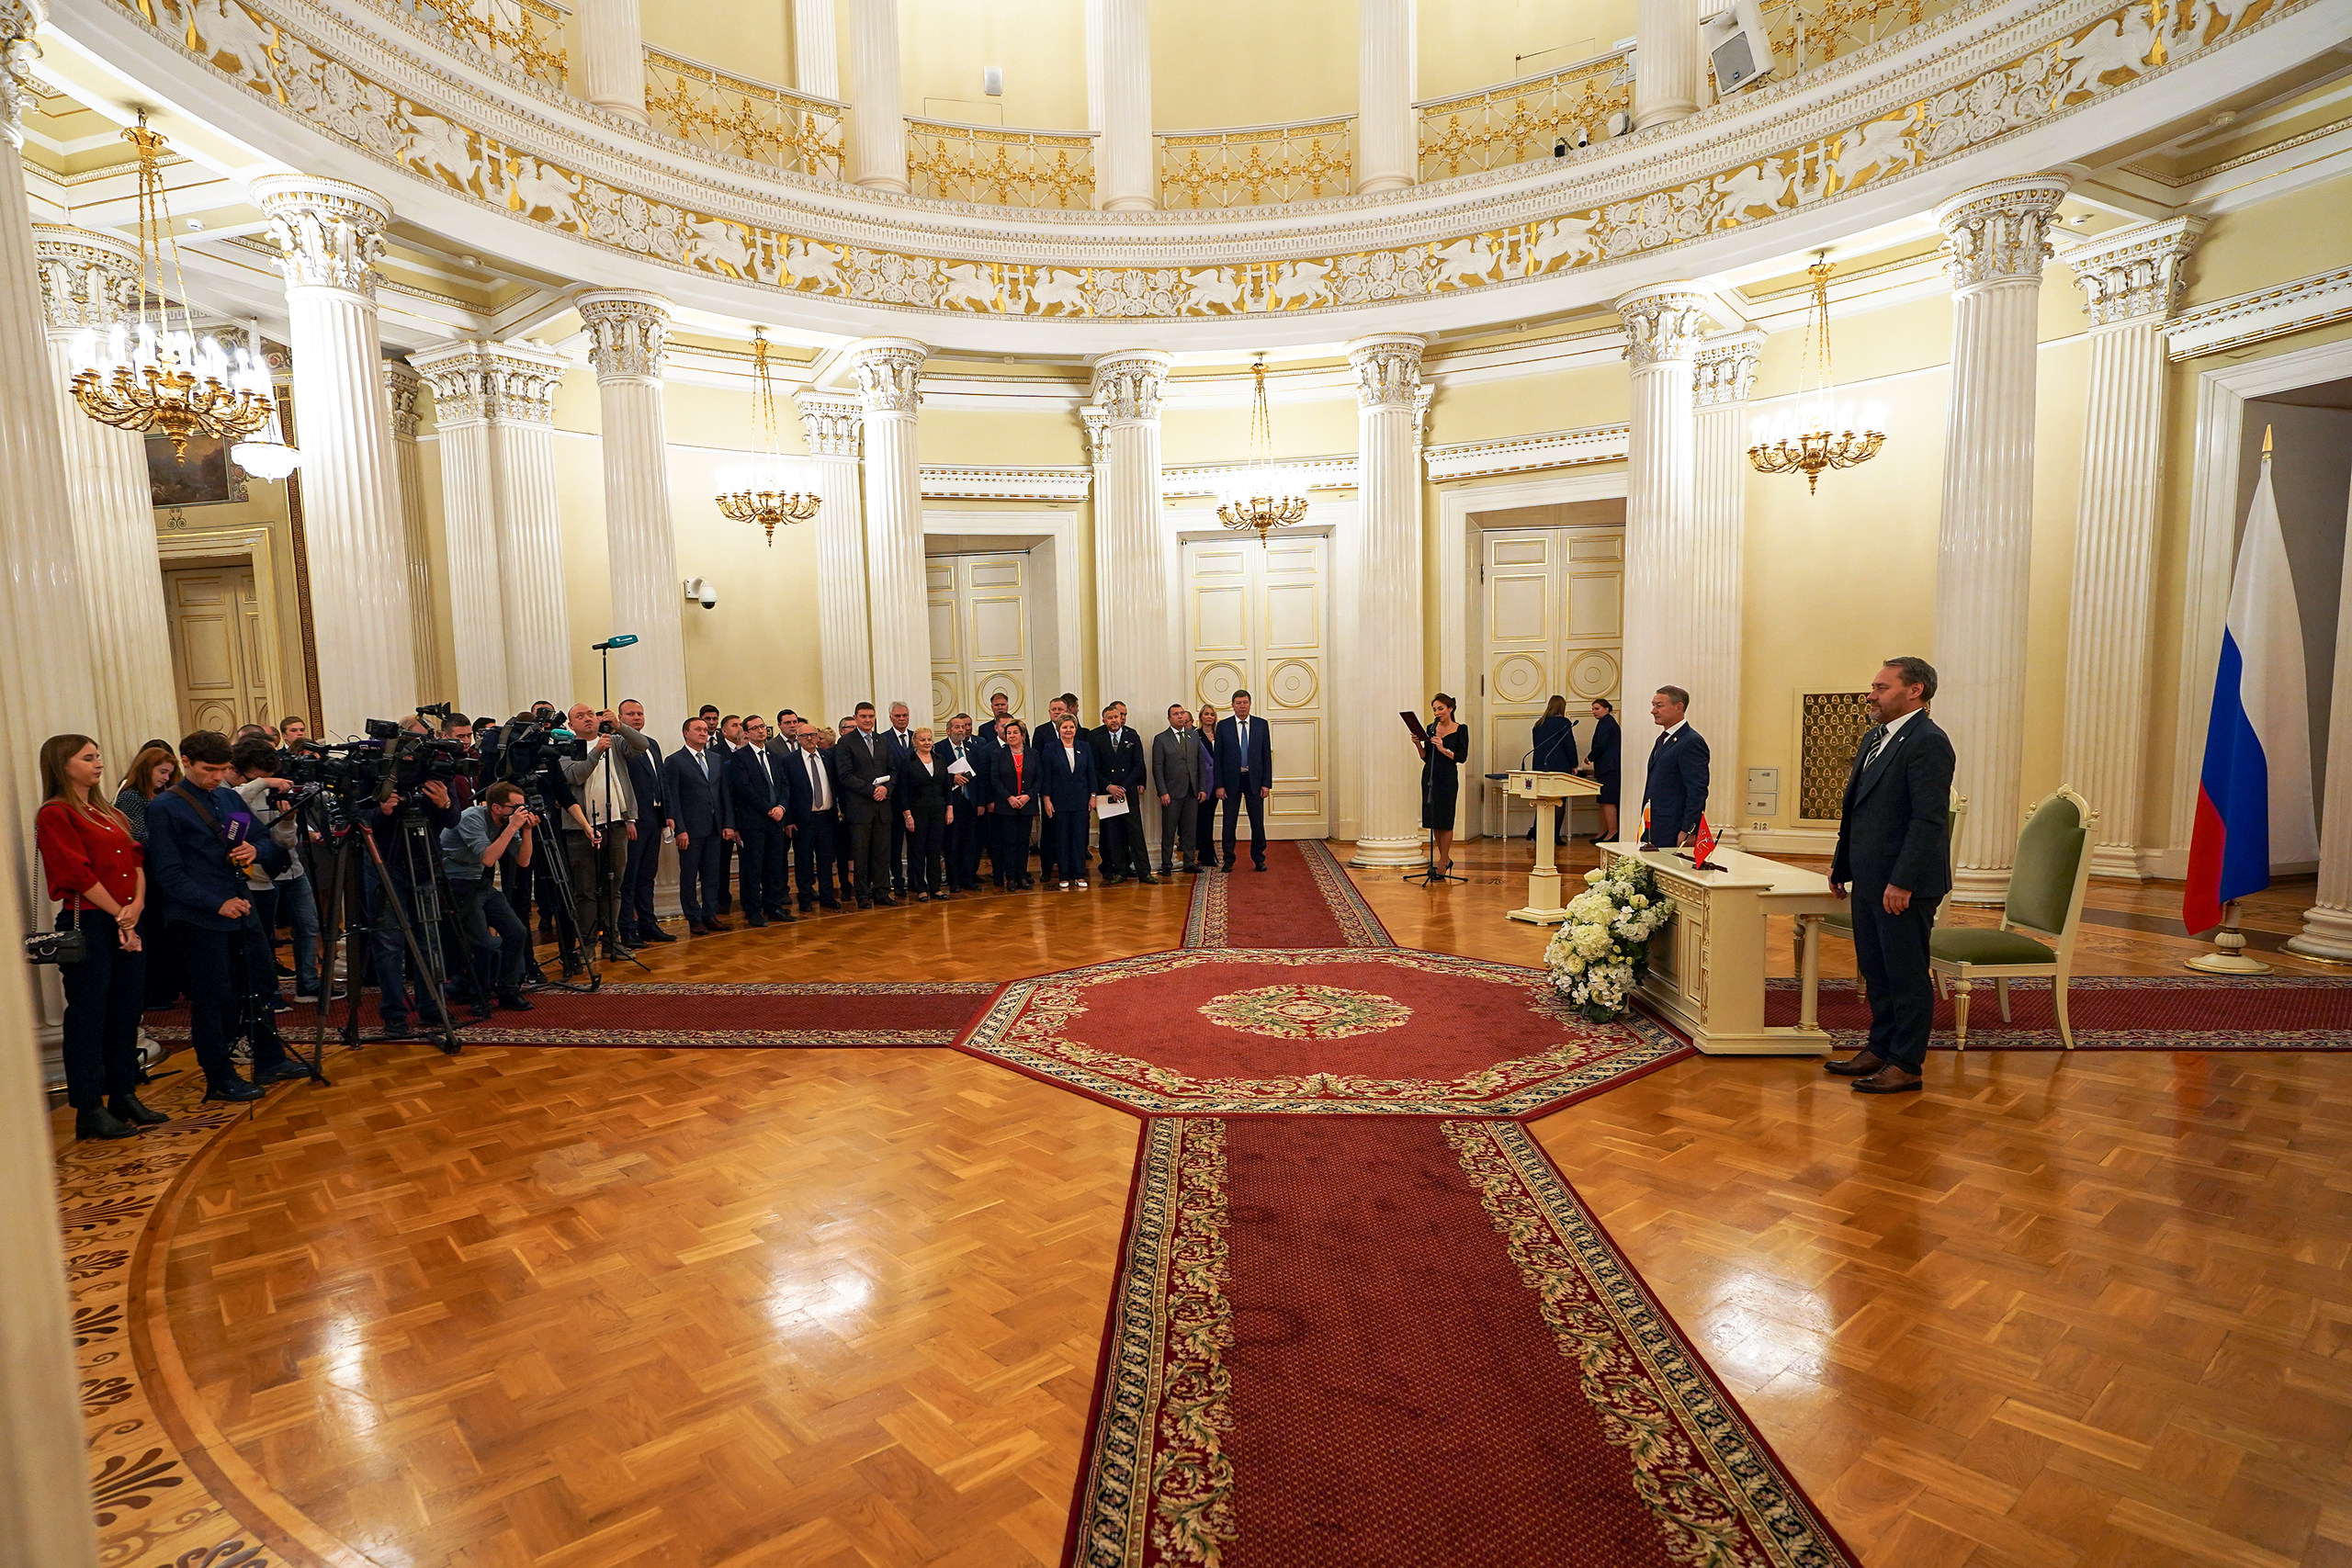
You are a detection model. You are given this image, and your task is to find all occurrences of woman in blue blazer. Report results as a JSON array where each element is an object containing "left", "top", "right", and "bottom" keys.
[
  {"left": 987, "top": 719, "right": 1038, "bottom": 890},
  {"left": 1036, "top": 716, "right": 1098, "bottom": 890}
]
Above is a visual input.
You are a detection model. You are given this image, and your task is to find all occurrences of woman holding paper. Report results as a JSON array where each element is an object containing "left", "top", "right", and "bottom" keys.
[
  {"left": 988, "top": 719, "right": 1037, "bottom": 890},
  {"left": 1038, "top": 716, "right": 1098, "bottom": 890},
  {"left": 1414, "top": 693, "right": 1469, "bottom": 872},
  {"left": 900, "top": 726, "right": 955, "bottom": 900}
]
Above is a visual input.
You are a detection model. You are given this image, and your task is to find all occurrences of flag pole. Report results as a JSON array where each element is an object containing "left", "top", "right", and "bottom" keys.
[{"left": 2187, "top": 899, "right": 2272, "bottom": 974}]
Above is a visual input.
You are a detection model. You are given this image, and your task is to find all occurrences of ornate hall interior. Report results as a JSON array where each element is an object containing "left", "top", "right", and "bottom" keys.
[{"left": 4, "top": 0, "right": 2352, "bottom": 1562}]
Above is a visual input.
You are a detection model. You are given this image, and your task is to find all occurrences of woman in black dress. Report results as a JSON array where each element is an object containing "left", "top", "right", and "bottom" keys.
[
  {"left": 1579, "top": 696, "right": 1622, "bottom": 842},
  {"left": 899, "top": 726, "right": 954, "bottom": 900},
  {"left": 1415, "top": 693, "right": 1469, "bottom": 872},
  {"left": 1526, "top": 695, "right": 1579, "bottom": 845}
]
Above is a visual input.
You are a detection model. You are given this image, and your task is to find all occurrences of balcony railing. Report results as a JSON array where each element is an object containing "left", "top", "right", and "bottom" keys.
[
  {"left": 644, "top": 49, "right": 845, "bottom": 179},
  {"left": 1415, "top": 51, "right": 1633, "bottom": 181},
  {"left": 363, "top": 0, "right": 570, "bottom": 87},
  {"left": 905, "top": 120, "right": 1097, "bottom": 209},
  {"left": 1750, "top": 0, "right": 1965, "bottom": 73},
  {"left": 1159, "top": 118, "right": 1355, "bottom": 209}
]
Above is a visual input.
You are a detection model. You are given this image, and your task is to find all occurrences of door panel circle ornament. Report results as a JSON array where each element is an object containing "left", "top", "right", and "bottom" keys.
[
  {"left": 1566, "top": 650, "right": 1620, "bottom": 699},
  {"left": 1266, "top": 659, "right": 1318, "bottom": 707},
  {"left": 1492, "top": 653, "right": 1546, "bottom": 705},
  {"left": 1197, "top": 984, "right": 1413, "bottom": 1041},
  {"left": 1195, "top": 662, "right": 1246, "bottom": 708},
  {"left": 978, "top": 671, "right": 1026, "bottom": 716},
  {"left": 930, "top": 676, "right": 957, "bottom": 719}
]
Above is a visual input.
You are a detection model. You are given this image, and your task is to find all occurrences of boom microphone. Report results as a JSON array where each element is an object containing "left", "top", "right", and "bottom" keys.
[{"left": 591, "top": 634, "right": 640, "bottom": 650}]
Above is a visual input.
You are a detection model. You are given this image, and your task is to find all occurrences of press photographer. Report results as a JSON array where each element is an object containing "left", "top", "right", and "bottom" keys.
[
  {"left": 561, "top": 703, "right": 650, "bottom": 963},
  {"left": 230, "top": 736, "right": 322, "bottom": 1001},
  {"left": 442, "top": 782, "right": 538, "bottom": 1010}
]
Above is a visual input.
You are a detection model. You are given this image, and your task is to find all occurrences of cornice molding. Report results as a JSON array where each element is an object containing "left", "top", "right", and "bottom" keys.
[
  {"left": 919, "top": 464, "right": 1091, "bottom": 501},
  {"left": 2066, "top": 215, "right": 2203, "bottom": 326},
  {"left": 1161, "top": 456, "right": 1360, "bottom": 496},
  {"left": 1423, "top": 423, "right": 1631, "bottom": 480},
  {"left": 2164, "top": 264, "right": 2352, "bottom": 359}
]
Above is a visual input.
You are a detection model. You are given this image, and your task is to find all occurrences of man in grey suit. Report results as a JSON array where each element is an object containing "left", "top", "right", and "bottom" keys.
[{"left": 1152, "top": 704, "right": 1209, "bottom": 876}]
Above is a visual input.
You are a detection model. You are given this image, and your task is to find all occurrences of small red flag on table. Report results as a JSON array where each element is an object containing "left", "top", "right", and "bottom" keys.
[{"left": 1692, "top": 815, "right": 1718, "bottom": 868}]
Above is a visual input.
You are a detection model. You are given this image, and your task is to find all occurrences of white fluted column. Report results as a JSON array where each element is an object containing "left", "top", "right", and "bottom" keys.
[
  {"left": 851, "top": 338, "right": 927, "bottom": 711},
  {"left": 0, "top": 9, "right": 107, "bottom": 1562},
  {"left": 33, "top": 225, "right": 176, "bottom": 766},
  {"left": 2061, "top": 217, "right": 2201, "bottom": 881},
  {"left": 579, "top": 0, "right": 646, "bottom": 118},
  {"left": 1634, "top": 0, "right": 1701, "bottom": 128},
  {"left": 1934, "top": 173, "right": 2068, "bottom": 904},
  {"left": 409, "top": 343, "right": 512, "bottom": 716},
  {"left": 382, "top": 360, "right": 443, "bottom": 701},
  {"left": 795, "top": 389, "right": 872, "bottom": 724},
  {"left": 1090, "top": 0, "right": 1154, "bottom": 210},
  {"left": 1692, "top": 331, "right": 1761, "bottom": 846},
  {"left": 251, "top": 175, "right": 417, "bottom": 738},
  {"left": 848, "top": 0, "right": 908, "bottom": 192},
  {"left": 481, "top": 344, "right": 572, "bottom": 704},
  {"left": 794, "top": 0, "right": 839, "bottom": 98},
  {"left": 1615, "top": 285, "right": 1709, "bottom": 728},
  {"left": 1358, "top": 0, "right": 1416, "bottom": 194},
  {"left": 1090, "top": 352, "right": 1174, "bottom": 716},
  {"left": 1346, "top": 334, "right": 1430, "bottom": 865},
  {"left": 578, "top": 292, "right": 686, "bottom": 739},
  {"left": 2290, "top": 491, "right": 2352, "bottom": 960}
]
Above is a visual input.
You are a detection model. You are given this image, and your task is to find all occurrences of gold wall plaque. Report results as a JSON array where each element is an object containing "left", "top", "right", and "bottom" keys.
[{"left": 1797, "top": 691, "right": 1872, "bottom": 820}]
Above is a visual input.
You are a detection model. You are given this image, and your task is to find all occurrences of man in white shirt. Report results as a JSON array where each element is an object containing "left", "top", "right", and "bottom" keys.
[
  {"left": 562, "top": 703, "right": 648, "bottom": 960},
  {"left": 883, "top": 701, "right": 921, "bottom": 897},
  {"left": 941, "top": 713, "right": 983, "bottom": 892},
  {"left": 793, "top": 721, "right": 845, "bottom": 910}
]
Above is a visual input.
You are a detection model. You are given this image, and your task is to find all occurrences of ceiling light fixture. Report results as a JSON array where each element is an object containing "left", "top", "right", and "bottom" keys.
[
  {"left": 715, "top": 327, "right": 820, "bottom": 545},
  {"left": 1747, "top": 255, "right": 1885, "bottom": 493},
  {"left": 1216, "top": 356, "right": 1307, "bottom": 544},
  {"left": 67, "top": 115, "right": 275, "bottom": 459}
]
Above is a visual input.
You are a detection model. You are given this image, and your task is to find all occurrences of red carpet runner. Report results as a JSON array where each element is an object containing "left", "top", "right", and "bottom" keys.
[
  {"left": 1762, "top": 974, "right": 2352, "bottom": 1048},
  {"left": 1057, "top": 846, "right": 1860, "bottom": 1567}
]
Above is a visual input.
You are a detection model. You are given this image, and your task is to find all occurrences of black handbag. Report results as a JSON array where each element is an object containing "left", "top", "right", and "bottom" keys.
[{"left": 26, "top": 900, "right": 91, "bottom": 965}]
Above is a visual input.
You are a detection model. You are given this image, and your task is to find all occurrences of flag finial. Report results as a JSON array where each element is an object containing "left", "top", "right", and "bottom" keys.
[{"left": 2263, "top": 424, "right": 2274, "bottom": 458}]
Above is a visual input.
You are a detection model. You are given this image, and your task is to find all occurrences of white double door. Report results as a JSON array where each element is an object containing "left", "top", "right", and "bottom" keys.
[
  {"left": 1180, "top": 535, "right": 1329, "bottom": 839},
  {"left": 926, "top": 551, "right": 1033, "bottom": 728},
  {"left": 1479, "top": 525, "right": 1624, "bottom": 838}
]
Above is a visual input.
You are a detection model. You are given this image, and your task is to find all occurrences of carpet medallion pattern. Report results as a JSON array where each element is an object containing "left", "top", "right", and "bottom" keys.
[{"left": 1197, "top": 983, "right": 1413, "bottom": 1041}]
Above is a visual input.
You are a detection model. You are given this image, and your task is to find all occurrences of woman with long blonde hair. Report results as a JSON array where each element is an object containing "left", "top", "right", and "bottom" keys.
[{"left": 36, "top": 733, "right": 164, "bottom": 1140}]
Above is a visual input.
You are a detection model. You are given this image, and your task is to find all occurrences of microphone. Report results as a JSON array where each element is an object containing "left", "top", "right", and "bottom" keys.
[{"left": 592, "top": 634, "right": 639, "bottom": 650}]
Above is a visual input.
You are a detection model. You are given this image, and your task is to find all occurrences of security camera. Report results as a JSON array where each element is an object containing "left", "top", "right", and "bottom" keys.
[{"left": 683, "top": 576, "right": 717, "bottom": 610}]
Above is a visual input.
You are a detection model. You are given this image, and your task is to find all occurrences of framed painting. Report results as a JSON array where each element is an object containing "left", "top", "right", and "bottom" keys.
[{"left": 147, "top": 432, "right": 250, "bottom": 507}]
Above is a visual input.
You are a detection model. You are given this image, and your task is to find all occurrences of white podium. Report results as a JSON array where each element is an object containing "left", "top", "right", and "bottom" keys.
[
  {"left": 1502, "top": 770, "right": 1602, "bottom": 924},
  {"left": 1597, "top": 840, "right": 1844, "bottom": 1055}
]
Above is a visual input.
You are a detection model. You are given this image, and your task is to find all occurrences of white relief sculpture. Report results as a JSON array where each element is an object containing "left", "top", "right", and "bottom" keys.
[
  {"left": 1183, "top": 267, "right": 1249, "bottom": 313},
  {"left": 504, "top": 155, "right": 579, "bottom": 224},
  {"left": 1266, "top": 258, "right": 1331, "bottom": 310},
  {"left": 1823, "top": 109, "right": 1920, "bottom": 191},
  {"left": 939, "top": 261, "right": 996, "bottom": 309},
  {"left": 782, "top": 235, "right": 845, "bottom": 292},
  {"left": 2060, "top": 6, "right": 2160, "bottom": 96},
  {"left": 687, "top": 213, "right": 756, "bottom": 277},
  {"left": 1427, "top": 233, "right": 1500, "bottom": 289},
  {"left": 401, "top": 107, "right": 477, "bottom": 190},
  {"left": 1711, "top": 161, "right": 1795, "bottom": 224},
  {"left": 1526, "top": 214, "right": 1601, "bottom": 272},
  {"left": 200, "top": 0, "right": 281, "bottom": 91},
  {"left": 1027, "top": 268, "right": 1091, "bottom": 314}
]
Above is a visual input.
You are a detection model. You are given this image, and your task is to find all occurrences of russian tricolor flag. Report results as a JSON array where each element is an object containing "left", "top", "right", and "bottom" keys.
[{"left": 2184, "top": 439, "right": 2318, "bottom": 934}]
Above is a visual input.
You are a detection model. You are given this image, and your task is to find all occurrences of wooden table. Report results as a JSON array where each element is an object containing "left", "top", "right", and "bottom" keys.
[
  {"left": 1502, "top": 770, "right": 1603, "bottom": 924},
  {"left": 1598, "top": 840, "right": 1846, "bottom": 1055}
]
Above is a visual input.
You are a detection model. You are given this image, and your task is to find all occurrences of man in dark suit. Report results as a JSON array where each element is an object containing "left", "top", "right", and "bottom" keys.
[
  {"left": 1637, "top": 685, "right": 1712, "bottom": 851},
  {"left": 1214, "top": 691, "right": 1273, "bottom": 871},
  {"left": 786, "top": 724, "right": 843, "bottom": 909},
  {"left": 977, "top": 691, "right": 1013, "bottom": 744},
  {"left": 833, "top": 702, "right": 898, "bottom": 908},
  {"left": 766, "top": 710, "right": 803, "bottom": 897},
  {"left": 881, "top": 702, "right": 922, "bottom": 897},
  {"left": 616, "top": 698, "right": 672, "bottom": 944},
  {"left": 1027, "top": 697, "right": 1071, "bottom": 885},
  {"left": 727, "top": 715, "right": 798, "bottom": 926},
  {"left": 660, "top": 716, "right": 738, "bottom": 934},
  {"left": 1088, "top": 701, "right": 1156, "bottom": 885},
  {"left": 1826, "top": 657, "right": 1956, "bottom": 1096},
  {"left": 940, "top": 713, "right": 985, "bottom": 891}
]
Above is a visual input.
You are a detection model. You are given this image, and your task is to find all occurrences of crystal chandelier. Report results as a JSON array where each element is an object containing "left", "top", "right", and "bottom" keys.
[
  {"left": 67, "top": 117, "right": 275, "bottom": 459},
  {"left": 1217, "top": 356, "right": 1307, "bottom": 543},
  {"left": 1747, "top": 256, "right": 1885, "bottom": 493},
  {"left": 716, "top": 327, "right": 820, "bottom": 544}
]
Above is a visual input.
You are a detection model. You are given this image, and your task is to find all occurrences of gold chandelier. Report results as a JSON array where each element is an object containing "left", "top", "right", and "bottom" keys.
[
  {"left": 68, "top": 117, "right": 274, "bottom": 458},
  {"left": 716, "top": 327, "right": 820, "bottom": 544},
  {"left": 1217, "top": 356, "right": 1308, "bottom": 543},
  {"left": 1747, "top": 256, "right": 1885, "bottom": 493}
]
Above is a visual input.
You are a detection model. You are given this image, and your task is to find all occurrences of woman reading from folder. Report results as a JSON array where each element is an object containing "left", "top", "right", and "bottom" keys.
[{"left": 1414, "top": 694, "right": 1468, "bottom": 874}]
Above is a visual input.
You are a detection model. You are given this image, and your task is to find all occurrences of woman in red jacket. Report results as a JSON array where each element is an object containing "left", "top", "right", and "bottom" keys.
[{"left": 36, "top": 733, "right": 165, "bottom": 1140}]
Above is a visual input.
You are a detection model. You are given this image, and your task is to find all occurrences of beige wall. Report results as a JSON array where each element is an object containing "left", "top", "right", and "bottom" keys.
[
  {"left": 902, "top": 0, "right": 1088, "bottom": 129},
  {"left": 1418, "top": 0, "right": 1635, "bottom": 101},
  {"left": 1150, "top": 0, "right": 1356, "bottom": 129}
]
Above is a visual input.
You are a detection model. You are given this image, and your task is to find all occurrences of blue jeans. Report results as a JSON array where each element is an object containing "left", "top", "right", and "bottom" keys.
[
  {"left": 367, "top": 872, "right": 442, "bottom": 1028},
  {"left": 281, "top": 874, "right": 320, "bottom": 992}
]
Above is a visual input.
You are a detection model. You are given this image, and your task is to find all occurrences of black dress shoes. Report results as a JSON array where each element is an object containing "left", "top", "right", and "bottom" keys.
[
  {"left": 107, "top": 1093, "right": 168, "bottom": 1126},
  {"left": 75, "top": 1105, "right": 139, "bottom": 1140},
  {"left": 638, "top": 925, "right": 677, "bottom": 944},
  {"left": 1823, "top": 1051, "right": 1884, "bottom": 1077},
  {"left": 875, "top": 896, "right": 899, "bottom": 908},
  {"left": 255, "top": 1059, "right": 313, "bottom": 1084},
  {"left": 204, "top": 1076, "right": 266, "bottom": 1103},
  {"left": 687, "top": 922, "right": 709, "bottom": 936},
  {"left": 745, "top": 913, "right": 769, "bottom": 927},
  {"left": 1851, "top": 1065, "right": 1925, "bottom": 1093},
  {"left": 497, "top": 989, "right": 535, "bottom": 1011}
]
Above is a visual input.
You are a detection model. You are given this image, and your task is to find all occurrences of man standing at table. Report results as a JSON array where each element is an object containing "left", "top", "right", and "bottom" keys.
[
  {"left": 1214, "top": 692, "right": 1272, "bottom": 872},
  {"left": 1826, "top": 657, "right": 1954, "bottom": 1096},
  {"left": 1637, "top": 684, "right": 1711, "bottom": 851}
]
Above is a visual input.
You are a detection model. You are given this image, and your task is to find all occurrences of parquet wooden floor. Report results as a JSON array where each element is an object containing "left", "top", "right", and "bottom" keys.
[{"left": 61, "top": 838, "right": 2350, "bottom": 1568}]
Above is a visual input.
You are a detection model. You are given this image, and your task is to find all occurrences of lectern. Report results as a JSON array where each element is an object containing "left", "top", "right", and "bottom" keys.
[{"left": 1501, "top": 770, "right": 1602, "bottom": 924}]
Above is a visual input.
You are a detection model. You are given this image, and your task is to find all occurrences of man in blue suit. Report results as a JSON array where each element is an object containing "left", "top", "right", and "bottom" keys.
[
  {"left": 728, "top": 715, "right": 798, "bottom": 926},
  {"left": 1213, "top": 691, "right": 1273, "bottom": 872},
  {"left": 660, "top": 716, "right": 737, "bottom": 934},
  {"left": 1637, "top": 685, "right": 1711, "bottom": 851},
  {"left": 616, "top": 699, "right": 671, "bottom": 944}
]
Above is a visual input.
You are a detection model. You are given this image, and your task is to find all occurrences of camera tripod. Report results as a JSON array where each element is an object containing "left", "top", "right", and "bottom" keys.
[{"left": 301, "top": 795, "right": 469, "bottom": 1056}]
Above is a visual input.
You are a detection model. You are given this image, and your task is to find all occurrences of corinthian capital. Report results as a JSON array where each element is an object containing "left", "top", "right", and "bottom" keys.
[
  {"left": 383, "top": 361, "right": 424, "bottom": 441},
  {"left": 1091, "top": 350, "right": 1172, "bottom": 423},
  {"left": 1079, "top": 405, "right": 1111, "bottom": 466},
  {"left": 408, "top": 342, "right": 490, "bottom": 425},
  {"left": 250, "top": 175, "right": 392, "bottom": 298},
  {"left": 1935, "top": 174, "right": 2070, "bottom": 292},
  {"left": 795, "top": 389, "right": 864, "bottom": 458},
  {"left": 576, "top": 289, "right": 671, "bottom": 379},
  {"left": 31, "top": 223, "right": 141, "bottom": 332},
  {"left": 2067, "top": 215, "right": 2203, "bottom": 327},
  {"left": 1613, "top": 286, "right": 1711, "bottom": 368},
  {"left": 1692, "top": 331, "right": 1764, "bottom": 408},
  {"left": 481, "top": 342, "right": 571, "bottom": 424},
  {"left": 1347, "top": 333, "right": 1425, "bottom": 409},
  {"left": 847, "top": 337, "right": 926, "bottom": 414},
  {"left": 1, "top": 1, "right": 46, "bottom": 148}
]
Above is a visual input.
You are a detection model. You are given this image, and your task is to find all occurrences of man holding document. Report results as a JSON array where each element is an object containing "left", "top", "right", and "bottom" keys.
[{"left": 1090, "top": 702, "right": 1156, "bottom": 885}]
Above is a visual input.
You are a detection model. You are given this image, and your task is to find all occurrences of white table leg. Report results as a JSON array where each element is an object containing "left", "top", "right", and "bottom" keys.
[{"left": 1798, "top": 914, "right": 1822, "bottom": 1032}]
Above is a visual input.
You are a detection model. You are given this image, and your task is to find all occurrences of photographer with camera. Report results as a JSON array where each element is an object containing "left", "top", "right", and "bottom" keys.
[
  {"left": 562, "top": 702, "right": 649, "bottom": 962},
  {"left": 144, "top": 731, "right": 305, "bottom": 1100},
  {"left": 231, "top": 736, "right": 322, "bottom": 1001},
  {"left": 362, "top": 747, "right": 459, "bottom": 1039},
  {"left": 443, "top": 781, "right": 538, "bottom": 1009}
]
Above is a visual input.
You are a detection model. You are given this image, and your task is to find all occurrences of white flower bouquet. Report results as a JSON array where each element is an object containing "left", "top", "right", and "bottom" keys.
[{"left": 1542, "top": 858, "right": 1674, "bottom": 1022}]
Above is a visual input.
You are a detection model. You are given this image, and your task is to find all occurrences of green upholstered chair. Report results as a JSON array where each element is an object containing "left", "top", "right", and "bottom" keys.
[{"left": 1929, "top": 788, "right": 2098, "bottom": 1051}]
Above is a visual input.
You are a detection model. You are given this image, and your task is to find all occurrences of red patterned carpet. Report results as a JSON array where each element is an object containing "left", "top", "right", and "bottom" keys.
[
  {"left": 1183, "top": 840, "right": 1394, "bottom": 949},
  {"left": 1762, "top": 974, "right": 2352, "bottom": 1048}
]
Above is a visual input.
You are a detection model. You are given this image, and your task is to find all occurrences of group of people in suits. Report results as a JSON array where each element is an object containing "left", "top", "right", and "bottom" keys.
[{"left": 613, "top": 687, "right": 1283, "bottom": 932}]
